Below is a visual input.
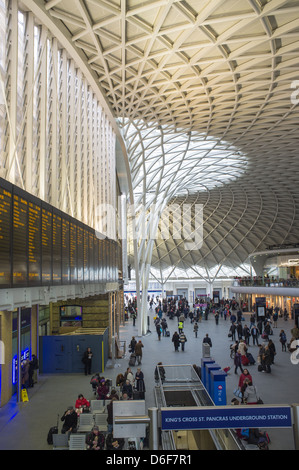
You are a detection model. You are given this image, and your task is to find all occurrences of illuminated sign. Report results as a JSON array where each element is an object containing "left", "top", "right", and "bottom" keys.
[{"left": 12, "top": 348, "right": 30, "bottom": 385}]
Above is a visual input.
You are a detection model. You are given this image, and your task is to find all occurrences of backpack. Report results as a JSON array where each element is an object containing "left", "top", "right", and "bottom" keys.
[
  {"left": 280, "top": 333, "right": 286, "bottom": 343},
  {"left": 241, "top": 428, "right": 249, "bottom": 440}
]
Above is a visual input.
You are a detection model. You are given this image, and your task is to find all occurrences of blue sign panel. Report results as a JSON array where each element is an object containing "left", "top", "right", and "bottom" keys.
[{"left": 161, "top": 406, "right": 292, "bottom": 431}]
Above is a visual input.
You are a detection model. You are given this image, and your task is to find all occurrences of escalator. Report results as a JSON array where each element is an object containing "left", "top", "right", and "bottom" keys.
[{"left": 154, "top": 364, "right": 244, "bottom": 451}]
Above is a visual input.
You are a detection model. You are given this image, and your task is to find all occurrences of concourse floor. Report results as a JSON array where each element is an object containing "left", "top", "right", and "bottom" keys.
[{"left": 0, "top": 307, "right": 298, "bottom": 451}]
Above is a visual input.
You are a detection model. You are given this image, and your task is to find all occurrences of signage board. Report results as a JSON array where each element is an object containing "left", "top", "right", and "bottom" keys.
[
  {"left": 161, "top": 406, "right": 292, "bottom": 431},
  {"left": 0, "top": 177, "right": 120, "bottom": 289}
]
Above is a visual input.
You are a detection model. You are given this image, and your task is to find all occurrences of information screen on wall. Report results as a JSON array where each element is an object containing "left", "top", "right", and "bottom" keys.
[
  {"left": 0, "top": 177, "right": 120, "bottom": 289},
  {"left": 0, "top": 181, "right": 12, "bottom": 287},
  {"left": 13, "top": 192, "right": 28, "bottom": 286},
  {"left": 52, "top": 210, "right": 62, "bottom": 284},
  {"left": 41, "top": 204, "right": 53, "bottom": 285},
  {"left": 28, "top": 200, "right": 41, "bottom": 285}
]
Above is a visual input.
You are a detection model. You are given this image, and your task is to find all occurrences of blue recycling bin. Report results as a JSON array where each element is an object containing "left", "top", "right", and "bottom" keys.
[
  {"left": 206, "top": 363, "right": 221, "bottom": 395},
  {"left": 201, "top": 357, "right": 215, "bottom": 387},
  {"left": 210, "top": 370, "right": 227, "bottom": 406}
]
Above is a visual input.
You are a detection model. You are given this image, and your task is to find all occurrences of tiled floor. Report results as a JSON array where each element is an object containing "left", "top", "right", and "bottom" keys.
[{"left": 0, "top": 307, "right": 298, "bottom": 450}]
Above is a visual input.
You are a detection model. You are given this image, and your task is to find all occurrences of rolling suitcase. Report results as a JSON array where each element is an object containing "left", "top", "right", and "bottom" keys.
[
  {"left": 129, "top": 353, "right": 136, "bottom": 366},
  {"left": 246, "top": 352, "right": 255, "bottom": 365},
  {"left": 241, "top": 355, "right": 250, "bottom": 366}
]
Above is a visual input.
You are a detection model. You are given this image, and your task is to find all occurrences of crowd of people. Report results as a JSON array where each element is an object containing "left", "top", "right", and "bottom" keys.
[
  {"left": 54, "top": 366, "right": 146, "bottom": 450},
  {"left": 47, "top": 294, "right": 299, "bottom": 450}
]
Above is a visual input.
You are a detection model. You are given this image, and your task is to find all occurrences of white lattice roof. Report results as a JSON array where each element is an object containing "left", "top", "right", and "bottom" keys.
[{"left": 24, "top": 0, "right": 299, "bottom": 275}]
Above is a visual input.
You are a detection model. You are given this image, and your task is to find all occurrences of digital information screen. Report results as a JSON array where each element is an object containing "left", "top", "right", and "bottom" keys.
[
  {"left": 0, "top": 178, "right": 120, "bottom": 289},
  {"left": 0, "top": 182, "right": 12, "bottom": 286},
  {"left": 52, "top": 211, "right": 62, "bottom": 285},
  {"left": 62, "top": 217, "right": 70, "bottom": 284},
  {"left": 70, "top": 222, "right": 77, "bottom": 284},
  {"left": 77, "top": 224, "right": 84, "bottom": 284},
  {"left": 13, "top": 193, "right": 28, "bottom": 286},
  {"left": 28, "top": 200, "right": 41, "bottom": 285},
  {"left": 41, "top": 205, "right": 52, "bottom": 285}
]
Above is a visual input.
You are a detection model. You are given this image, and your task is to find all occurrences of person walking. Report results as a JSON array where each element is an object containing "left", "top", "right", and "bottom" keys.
[
  {"left": 155, "top": 362, "right": 166, "bottom": 383},
  {"left": 234, "top": 351, "right": 244, "bottom": 375},
  {"left": 161, "top": 318, "right": 168, "bottom": 336},
  {"left": 261, "top": 344, "right": 272, "bottom": 373},
  {"left": 193, "top": 322, "right": 199, "bottom": 338},
  {"left": 156, "top": 322, "right": 162, "bottom": 341},
  {"left": 134, "top": 340, "right": 144, "bottom": 365},
  {"left": 279, "top": 330, "right": 287, "bottom": 351},
  {"left": 179, "top": 331, "right": 187, "bottom": 351},
  {"left": 172, "top": 331, "right": 180, "bottom": 351},
  {"left": 268, "top": 339, "right": 276, "bottom": 364},
  {"left": 129, "top": 336, "right": 137, "bottom": 353}
]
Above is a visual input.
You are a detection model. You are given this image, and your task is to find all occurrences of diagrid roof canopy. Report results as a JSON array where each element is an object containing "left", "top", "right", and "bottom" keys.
[{"left": 24, "top": 0, "right": 299, "bottom": 276}]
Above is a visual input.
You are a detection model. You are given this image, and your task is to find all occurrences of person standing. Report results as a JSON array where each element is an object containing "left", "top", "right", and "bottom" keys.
[
  {"left": 82, "top": 347, "right": 93, "bottom": 375},
  {"left": 243, "top": 324, "right": 251, "bottom": 345},
  {"left": 230, "top": 323, "right": 237, "bottom": 341},
  {"left": 251, "top": 324, "right": 259, "bottom": 346},
  {"left": 135, "top": 368, "right": 146, "bottom": 399},
  {"left": 203, "top": 334, "right": 212, "bottom": 348},
  {"left": 193, "top": 322, "right": 199, "bottom": 338}
]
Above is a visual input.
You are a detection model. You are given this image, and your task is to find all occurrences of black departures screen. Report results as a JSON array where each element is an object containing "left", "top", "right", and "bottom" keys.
[{"left": 0, "top": 178, "right": 121, "bottom": 289}]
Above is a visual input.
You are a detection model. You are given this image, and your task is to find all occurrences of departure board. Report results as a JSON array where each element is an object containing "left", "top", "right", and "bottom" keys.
[
  {"left": 12, "top": 193, "right": 28, "bottom": 286},
  {"left": 41, "top": 205, "right": 52, "bottom": 285},
  {"left": 28, "top": 200, "right": 41, "bottom": 285},
  {"left": 93, "top": 234, "right": 99, "bottom": 283},
  {"left": 0, "top": 182, "right": 12, "bottom": 286},
  {"left": 0, "top": 177, "right": 121, "bottom": 289},
  {"left": 62, "top": 217, "right": 70, "bottom": 284},
  {"left": 83, "top": 229, "right": 89, "bottom": 282},
  {"left": 70, "top": 222, "right": 77, "bottom": 283},
  {"left": 52, "top": 211, "right": 62, "bottom": 284},
  {"left": 89, "top": 230, "right": 94, "bottom": 282},
  {"left": 98, "top": 236, "right": 103, "bottom": 283},
  {"left": 77, "top": 224, "right": 84, "bottom": 283}
]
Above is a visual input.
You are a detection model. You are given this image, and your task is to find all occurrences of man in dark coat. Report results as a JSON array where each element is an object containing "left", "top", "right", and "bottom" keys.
[{"left": 61, "top": 406, "right": 78, "bottom": 434}]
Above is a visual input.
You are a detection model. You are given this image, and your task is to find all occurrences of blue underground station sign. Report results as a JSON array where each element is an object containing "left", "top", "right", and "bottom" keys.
[{"left": 161, "top": 405, "right": 293, "bottom": 431}]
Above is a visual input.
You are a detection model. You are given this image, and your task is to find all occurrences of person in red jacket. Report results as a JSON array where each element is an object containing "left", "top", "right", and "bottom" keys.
[
  {"left": 238, "top": 369, "right": 252, "bottom": 390},
  {"left": 75, "top": 394, "right": 90, "bottom": 414}
]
